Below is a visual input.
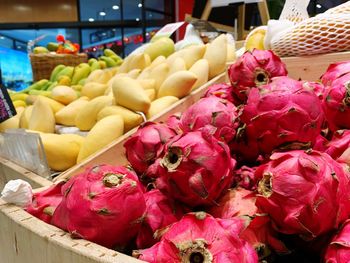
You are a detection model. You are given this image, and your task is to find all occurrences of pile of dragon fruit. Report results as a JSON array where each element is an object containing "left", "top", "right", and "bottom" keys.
[{"left": 26, "top": 49, "right": 350, "bottom": 262}]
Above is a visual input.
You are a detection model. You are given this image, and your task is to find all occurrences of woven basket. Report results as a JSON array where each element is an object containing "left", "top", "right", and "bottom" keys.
[{"left": 30, "top": 53, "right": 88, "bottom": 81}]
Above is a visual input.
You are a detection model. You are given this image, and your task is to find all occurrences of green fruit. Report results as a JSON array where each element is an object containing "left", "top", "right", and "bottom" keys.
[
  {"left": 104, "top": 48, "right": 118, "bottom": 57},
  {"left": 33, "top": 46, "right": 49, "bottom": 54},
  {"left": 46, "top": 81, "right": 58, "bottom": 91},
  {"left": 22, "top": 79, "right": 50, "bottom": 93},
  {"left": 144, "top": 37, "right": 175, "bottom": 60},
  {"left": 50, "top": 65, "right": 66, "bottom": 82},
  {"left": 99, "top": 56, "right": 118, "bottom": 67},
  {"left": 71, "top": 64, "right": 91, "bottom": 85},
  {"left": 46, "top": 42, "right": 59, "bottom": 52},
  {"left": 54, "top": 66, "right": 74, "bottom": 81},
  {"left": 78, "top": 78, "right": 87, "bottom": 86},
  {"left": 88, "top": 58, "right": 98, "bottom": 66},
  {"left": 28, "top": 90, "right": 52, "bottom": 97},
  {"left": 90, "top": 61, "right": 101, "bottom": 71}
]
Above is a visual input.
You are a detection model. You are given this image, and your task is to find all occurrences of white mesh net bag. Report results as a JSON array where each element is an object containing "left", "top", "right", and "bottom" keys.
[
  {"left": 279, "top": 0, "right": 310, "bottom": 23},
  {"left": 269, "top": 1, "right": 350, "bottom": 57}
]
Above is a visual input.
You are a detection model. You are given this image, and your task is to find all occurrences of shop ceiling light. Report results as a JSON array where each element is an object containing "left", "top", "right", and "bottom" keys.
[
  {"left": 316, "top": 4, "right": 322, "bottom": 8},
  {"left": 88, "top": 18, "right": 94, "bottom": 22},
  {"left": 112, "top": 5, "right": 119, "bottom": 10},
  {"left": 136, "top": 18, "right": 140, "bottom": 21},
  {"left": 0, "top": 36, "right": 4, "bottom": 40},
  {"left": 99, "top": 11, "right": 106, "bottom": 16},
  {"left": 138, "top": 3, "right": 142, "bottom": 8}
]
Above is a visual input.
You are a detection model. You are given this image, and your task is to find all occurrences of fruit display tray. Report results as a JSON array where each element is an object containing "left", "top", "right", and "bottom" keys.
[{"left": 1, "top": 50, "right": 350, "bottom": 263}]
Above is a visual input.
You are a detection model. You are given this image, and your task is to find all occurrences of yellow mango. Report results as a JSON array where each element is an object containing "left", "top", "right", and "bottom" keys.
[
  {"left": 81, "top": 82, "right": 108, "bottom": 99},
  {"left": 77, "top": 115, "right": 124, "bottom": 163},
  {"left": 28, "top": 97, "right": 55, "bottom": 133},
  {"left": 13, "top": 100, "right": 26, "bottom": 108},
  {"left": 75, "top": 95, "right": 114, "bottom": 131},
  {"left": 19, "top": 105, "right": 33, "bottom": 129},
  {"left": 112, "top": 77, "right": 151, "bottom": 112},
  {"left": 97, "top": 105, "right": 143, "bottom": 132},
  {"left": 136, "top": 67, "right": 152, "bottom": 80},
  {"left": 39, "top": 133, "right": 84, "bottom": 171},
  {"left": 55, "top": 98, "right": 89, "bottom": 126},
  {"left": 203, "top": 34, "right": 228, "bottom": 79},
  {"left": 118, "top": 54, "right": 136, "bottom": 73},
  {"left": 181, "top": 44, "right": 206, "bottom": 68},
  {"left": 146, "top": 96, "right": 179, "bottom": 119},
  {"left": 50, "top": 86, "right": 78, "bottom": 105},
  {"left": 149, "top": 55, "right": 166, "bottom": 69},
  {"left": 138, "top": 79, "right": 156, "bottom": 90},
  {"left": 129, "top": 53, "right": 151, "bottom": 71},
  {"left": 145, "top": 89, "right": 156, "bottom": 101},
  {"left": 157, "top": 71, "right": 198, "bottom": 98},
  {"left": 128, "top": 68, "right": 142, "bottom": 79},
  {"left": 168, "top": 57, "right": 186, "bottom": 76},
  {"left": 0, "top": 108, "right": 24, "bottom": 132},
  {"left": 149, "top": 63, "right": 169, "bottom": 92},
  {"left": 189, "top": 59, "right": 209, "bottom": 91},
  {"left": 144, "top": 37, "right": 175, "bottom": 60}
]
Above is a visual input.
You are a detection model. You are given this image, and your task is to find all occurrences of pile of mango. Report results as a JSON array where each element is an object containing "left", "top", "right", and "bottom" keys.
[{"left": 2, "top": 35, "right": 235, "bottom": 173}]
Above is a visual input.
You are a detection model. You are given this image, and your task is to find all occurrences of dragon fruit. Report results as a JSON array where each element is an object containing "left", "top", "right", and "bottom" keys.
[
  {"left": 51, "top": 164, "right": 146, "bottom": 249},
  {"left": 322, "top": 78, "right": 350, "bottom": 131},
  {"left": 228, "top": 49, "right": 288, "bottom": 102},
  {"left": 302, "top": 81, "right": 326, "bottom": 100},
  {"left": 256, "top": 150, "right": 350, "bottom": 239},
  {"left": 166, "top": 113, "right": 183, "bottom": 134},
  {"left": 203, "top": 83, "right": 239, "bottom": 105},
  {"left": 324, "top": 219, "right": 350, "bottom": 263},
  {"left": 25, "top": 181, "right": 64, "bottom": 224},
  {"left": 124, "top": 122, "right": 176, "bottom": 176},
  {"left": 155, "top": 129, "right": 236, "bottom": 207},
  {"left": 325, "top": 130, "right": 350, "bottom": 160},
  {"left": 233, "top": 166, "right": 259, "bottom": 190},
  {"left": 133, "top": 212, "right": 258, "bottom": 263},
  {"left": 179, "top": 97, "right": 239, "bottom": 143},
  {"left": 136, "top": 189, "right": 186, "bottom": 249},
  {"left": 313, "top": 134, "right": 329, "bottom": 152},
  {"left": 239, "top": 78, "right": 324, "bottom": 156},
  {"left": 321, "top": 61, "right": 350, "bottom": 86},
  {"left": 208, "top": 188, "right": 288, "bottom": 258}
]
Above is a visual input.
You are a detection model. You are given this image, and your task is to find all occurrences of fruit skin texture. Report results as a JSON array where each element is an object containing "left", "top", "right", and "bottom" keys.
[
  {"left": 136, "top": 189, "right": 185, "bottom": 249},
  {"left": 324, "top": 219, "right": 350, "bottom": 263},
  {"left": 239, "top": 78, "right": 324, "bottom": 156},
  {"left": 208, "top": 188, "right": 288, "bottom": 258},
  {"left": 325, "top": 130, "right": 350, "bottom": 160},
  {"left": 133, "top": 212, "right": 258, "bottom": 263},
  {"left": 233, "top": 166, "right": 259, "bottom": 191},
  {"left": 51, "top": 164, "right": 146, "bottom": 249},
  {"left": 321, "top": 61, "right": 350, "bottom": 86},
  {"left": 203, "top": 83, "right": 239, "bottom": 105},
  {"left": 155, "top": 129, "right": 236, "bottom": 207},
  {"left": 228, "top": 49, "right": 288, "bottom": 102},
  {"left": 256, "top": 150, "right": 350, "bottom": 239},
  {"left": 124, "top": 122, "right": 176, "bottom": 176},
  {"left": 180, "top": 97, "right": 238, "bottom": 143},
  {"left": 302, "top": 81, "right": 326, "bottom": 101},
  {"left": 26, "top": 182, "right": 65, "bottom": 224},
  {"left": 322, "top": 79, "right": 350, "bottom": 131}
]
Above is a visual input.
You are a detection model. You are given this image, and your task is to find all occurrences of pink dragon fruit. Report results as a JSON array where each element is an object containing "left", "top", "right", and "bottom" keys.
[
  {"left": 133, "top": 212, "right": 258, "bottom": 263},
  {"left": 324, "top": 219, "right": 350, "bottom": 262},
  {"left": 238, "top": 78, "right": 324, "bottom": 156},
  {"left": 313, "top": 134, "right": 329, "bottom": 152},
  {"left": 136, "top": 189, "right": 186, "bottom": 249},
  {"left": 325, "top": 130, "right": 350, "bottom": 159},
  {"left": 26, "top": 181, "right": 64, "bottom": 224},
  {"left": 208, "top": 188, "right": 288, "bottom": 258},
  {"left": 51, "top": 164, "right": 146, "bottom": 249},
  {"left": 179, "top": 97, "right": 239, "bottom": 143},
  {"left": 155, "top": 129, "right": 236, "bottom": 207},
  {"left": 166, "top": 113, "right": 182, "bottom": 134},
  {"left": 233, "top": 166, "right": 259, "bottom": 190},
  {"left": 321, "top": 60, "right": 350, "bottom": 86},
  {"left": 322, "top": 78, "right": 350, "bottom": 131},
  {"left": 124, "top": 122, "right": 176, "bottom": 176},
  {"left": 302, "top": 81, "right": 326, "bottom": 100},
  {"left": 228, "top": 49, "right": 288, "bottom": 102},
  {"left": 203, "top": 83, "right": 239, "bottom": 105},
  {"left": 256, "top": 150, "right": 350, "bottom": 239}
]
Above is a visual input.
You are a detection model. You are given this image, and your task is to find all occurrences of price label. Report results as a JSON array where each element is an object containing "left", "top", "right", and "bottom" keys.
[
  {"left": 153, "top": 22, "right": 185, "bottom": 38},
  {"left": 0, "top": 85, "right": 16, "bottom": 123}
]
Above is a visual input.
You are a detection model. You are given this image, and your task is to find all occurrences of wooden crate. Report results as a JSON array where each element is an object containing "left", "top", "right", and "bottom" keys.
[{"left": 2, "top": 50, "right": 350, "bottom": 263}]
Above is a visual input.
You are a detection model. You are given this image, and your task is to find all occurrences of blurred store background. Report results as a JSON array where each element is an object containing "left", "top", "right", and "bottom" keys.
[{"left": 0, "top": 0, "right": 345, "bottom": 90}]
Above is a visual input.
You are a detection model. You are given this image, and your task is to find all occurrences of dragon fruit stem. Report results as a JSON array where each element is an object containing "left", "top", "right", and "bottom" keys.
[
  {"left": 258, "top": 172, "right": 272, "bottom": 198},
  {"left": 161, "top": 147, "right": 183, "bottom": 171},
  {"left": 254, "top": 69, "right": 269, "bottom": 86},
  {"left": 103, "top": 173, "right": 124, "bottom": 187}
]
